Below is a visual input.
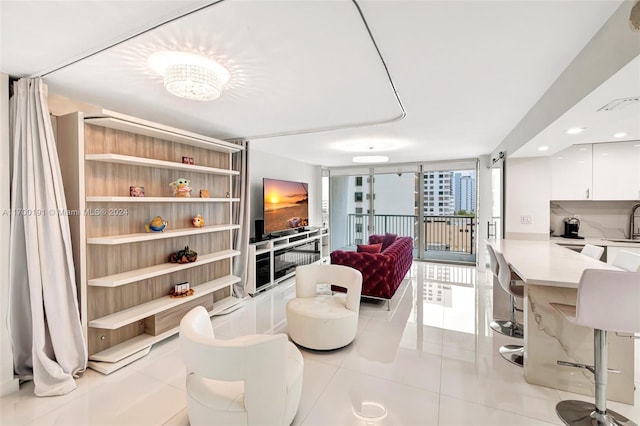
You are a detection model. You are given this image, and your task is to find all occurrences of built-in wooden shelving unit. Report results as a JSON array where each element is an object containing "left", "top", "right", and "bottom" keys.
[{"left": 56, "top": 109, "right": 245, "bottom": 374}]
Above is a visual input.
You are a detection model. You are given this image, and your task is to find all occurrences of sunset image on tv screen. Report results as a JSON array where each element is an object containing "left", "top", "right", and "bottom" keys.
[{"left": 264, "top": 179, "right": 308, "bottom": 234}]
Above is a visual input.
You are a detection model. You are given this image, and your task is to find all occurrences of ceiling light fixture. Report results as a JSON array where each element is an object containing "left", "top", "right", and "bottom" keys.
[
  {"left": 537, "top": 146, "right": 550, "bottom": 152},
  {"left": 149, "top": 51, "right": 230, "bottom": 101},
  {"left": 613, "top": 132, "right": 628, "bottom": 138},
  {"left": 566, "top": 127, "right": 586, "bottom": 135},
  {"left": 352, "top": 155, "right": 389, "bottom": 163}
]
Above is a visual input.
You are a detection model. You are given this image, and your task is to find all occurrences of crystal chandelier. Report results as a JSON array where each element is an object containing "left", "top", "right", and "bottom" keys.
[
  {"left": 149, "top": 51, "right": 229, "bottom": 102},
  {"left": 164, "top": 64, "right": 221, "bottom": 101}
]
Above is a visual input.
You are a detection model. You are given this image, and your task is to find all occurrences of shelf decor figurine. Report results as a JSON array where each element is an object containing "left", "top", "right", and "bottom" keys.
[
  {"left": 169, "top": 246, "right": 198, "bottom": 264},
  {"left": 129, "top": 186, "right": 145, "bottom": 197},
  {"left": 145, "top": 216, "right": 168, "bottom": 232},
  {"left": 192, "top": 214, "right": 205, "bottom": 228},
  {"left": 199, "top": 189, "right": 209, "bottom": 198},
  {"left": 170, "top": 178, "right": 192, "bottom": 197}
]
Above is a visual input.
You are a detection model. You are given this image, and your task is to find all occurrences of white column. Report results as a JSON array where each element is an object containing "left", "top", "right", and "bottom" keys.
[
  {"left": 476, "top": 155, "right": 492, "bottom": 271},
  {"left": 0, "top": 73, "right": 19, "bottom": 395}
]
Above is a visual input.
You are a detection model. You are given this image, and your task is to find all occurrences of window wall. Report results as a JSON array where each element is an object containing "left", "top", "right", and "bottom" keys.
[{"left": 326, "top": 160, "right": 478, "bottom": 264}]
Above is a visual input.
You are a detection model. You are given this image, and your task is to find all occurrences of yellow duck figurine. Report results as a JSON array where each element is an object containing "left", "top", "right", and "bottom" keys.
[
  {"left": 170, "top": 178, "right": 192, "bottom": 198},
  {"left": 192, "top": 215, "right": 205, "bottom": 228},
  {"left": 145, "top": 216, "right": 168, "bottom": 232}
]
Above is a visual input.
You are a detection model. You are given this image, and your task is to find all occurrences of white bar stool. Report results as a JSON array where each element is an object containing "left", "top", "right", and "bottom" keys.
[
  {"left": 550, "top": 268, "right": 640, "bottom": 426},
  {"left": 611, "top": 250, "right": 640, "bottom": 272},
  {"left": 489, "top": 247, "right": 525, "bottom": 367},
  {"left": 581, "top": 244, "right": 604, "bottom": 260}
]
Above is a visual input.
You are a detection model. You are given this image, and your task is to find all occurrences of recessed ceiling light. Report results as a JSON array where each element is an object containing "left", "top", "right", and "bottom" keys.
[
  {"left": 601, "top": 153, "right": 609, "bottom": 156},
  {"left": 579, "top": 147, "right": 588, "bottom": 151},
  {"left": 613, "top": 132, "right": 627, "bottom": 138},
  {"left": 538, "top": 146, "right": 550, "bottom": 152},
  {"left": 557, "top": 157, "right": 564, "bottom": 160},
  {"left": 352, "top": 155, "right": 389, "bottom": 163},
  {"left": 566, "top": 127, "right": 586, "bottom": 135},
  {"left": 635, "top": 144, "right": 640, "bottom": 147}
]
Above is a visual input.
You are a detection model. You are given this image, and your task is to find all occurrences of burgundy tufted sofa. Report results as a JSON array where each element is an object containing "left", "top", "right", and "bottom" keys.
[{"left": 330, "top": 235, "right": 413, "bottom": 301}]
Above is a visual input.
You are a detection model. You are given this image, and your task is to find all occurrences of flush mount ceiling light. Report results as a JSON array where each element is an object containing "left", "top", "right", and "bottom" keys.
[
  {"left": 149, "top": 51, "right": 230, "bottom": 101},
  {"left": 352, "top": 155, "right": 389, "bottom": 163},
  {"left": 613, "top": 132, "right": 628, "bottom": 138}
]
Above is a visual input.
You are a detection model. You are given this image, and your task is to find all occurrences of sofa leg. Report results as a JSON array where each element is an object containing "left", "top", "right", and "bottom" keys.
[{"left": 387, "top": 300, "right": 390, "bottom": 311}]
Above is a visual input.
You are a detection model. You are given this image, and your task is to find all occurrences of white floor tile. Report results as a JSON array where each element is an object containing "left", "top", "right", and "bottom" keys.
[{"left": 4, "top": 261, "right": 637, "bottom": 426}]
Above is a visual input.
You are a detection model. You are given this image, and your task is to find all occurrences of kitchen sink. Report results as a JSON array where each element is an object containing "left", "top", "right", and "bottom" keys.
[{"left": 606, "top": 239, "right": 640, "bottom": 243}]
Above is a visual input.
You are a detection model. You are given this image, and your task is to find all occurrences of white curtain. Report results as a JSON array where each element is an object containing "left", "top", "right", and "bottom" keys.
[
  {"left": 8, "top": 78, "right": 86, "bottom": 396},
  {"left": 231, "top": 139, "right": 250, "bottom": 297}
]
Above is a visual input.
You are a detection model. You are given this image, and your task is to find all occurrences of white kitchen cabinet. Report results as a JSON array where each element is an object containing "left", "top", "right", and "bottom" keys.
[
  {"left": 592, "top": 141, "right": 640, "bottom": 201},
  {"left": 550, "top": 144, "right": 593, "bottom": 200}
]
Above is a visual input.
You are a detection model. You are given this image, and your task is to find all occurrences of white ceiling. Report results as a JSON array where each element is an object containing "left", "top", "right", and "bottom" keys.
[{"left": 1, "top": 0, "right": 632, "bottom": 167}]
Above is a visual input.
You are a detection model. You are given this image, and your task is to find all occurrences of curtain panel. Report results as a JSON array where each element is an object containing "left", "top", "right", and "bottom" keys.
[{"left": 9, "top": 78, "right": 86, "bottom": 396}]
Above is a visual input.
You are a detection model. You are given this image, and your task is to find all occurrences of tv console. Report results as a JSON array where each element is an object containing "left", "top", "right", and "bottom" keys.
[{"left": 247, "top": 227, "right": 329, "bottom": 295}]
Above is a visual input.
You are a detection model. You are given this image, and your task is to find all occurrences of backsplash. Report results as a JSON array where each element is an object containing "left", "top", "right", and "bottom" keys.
[{"left": 550, "top": 201, "right": 638, "bottom": 239}]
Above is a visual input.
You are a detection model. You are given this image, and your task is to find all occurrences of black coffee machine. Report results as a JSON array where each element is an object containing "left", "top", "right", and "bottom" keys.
[{"left": 563, "top": 217, "right": 583, "bottom": 239}]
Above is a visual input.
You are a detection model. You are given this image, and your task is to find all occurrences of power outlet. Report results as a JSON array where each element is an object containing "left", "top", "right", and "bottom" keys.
[{"left": 520, "top": 215, "right": 533, "bottom": 224}]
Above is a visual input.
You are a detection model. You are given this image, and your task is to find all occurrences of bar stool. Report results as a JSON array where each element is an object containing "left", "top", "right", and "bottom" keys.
[
  {"left": 581, "top": 244, "right": 604, "bottom": 260},
  {"left": 550, "top": 267, "right": 640, "bottom": 426},
  {"left": 611, "top": 249, "right": 640, "bottom": 272},
  {"left": 490, "top": 248, "right": 525, "bottom": 367}
]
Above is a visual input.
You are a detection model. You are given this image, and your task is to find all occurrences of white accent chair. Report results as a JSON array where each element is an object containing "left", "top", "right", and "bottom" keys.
[
  {"left": 286, "top": 264, "right": 363, "bottom": 350},
  {"left": 611, "top": 249, "right": 640, "bottom": 272},
  {"left": 581, "top": 244, "right": 604, "bottom": 260},
  {"left": 550, "top": 268, "right": 640, "bottom": 426},
  {"left": 179, "top": 306, "right": 303, "bottom": 426}
]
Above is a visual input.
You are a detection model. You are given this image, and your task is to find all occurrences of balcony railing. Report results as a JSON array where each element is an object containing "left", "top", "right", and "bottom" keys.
[{"left": 346, "top": 214, "right": 475, "bottom": 255}]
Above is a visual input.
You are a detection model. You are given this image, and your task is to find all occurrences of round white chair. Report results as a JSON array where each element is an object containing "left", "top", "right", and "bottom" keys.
[
  {"left": 550, "top": 268, "right": 640, "bottom": 426},
  {"left": 489, "top": 247, "right": 525, "bottom": 366},
  {"left": 286, "top": 263, "right": 363, "bottom": 350},
  {"left": 180, "top": 306, "right": 303, "bottom": 426},
  {"left": 581, "top": 244, "right": 604, "bottom": 260}
]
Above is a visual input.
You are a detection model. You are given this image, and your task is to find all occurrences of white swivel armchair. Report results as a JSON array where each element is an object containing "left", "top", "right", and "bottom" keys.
[
  {"left": 180, "top": 306, "right": 304, "bottom": 426},
  {"left": 286, "top": 264, "right": 363, "bottom": 350}
]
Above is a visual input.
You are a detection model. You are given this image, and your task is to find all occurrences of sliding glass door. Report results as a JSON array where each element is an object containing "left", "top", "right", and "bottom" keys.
[{"left": 328, "top": 160, "right": 478, "bottom": 265}]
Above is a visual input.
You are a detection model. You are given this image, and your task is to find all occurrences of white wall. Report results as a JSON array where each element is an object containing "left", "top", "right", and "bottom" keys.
[
  {"left": 1, "top": 73, "right": 19, "bottom": 395},
  {"left": 505, "top": 157, "right": 550, "bottom": 240},
  {"left": 249, "top": 149, "right": 322, "bottom": 238}
]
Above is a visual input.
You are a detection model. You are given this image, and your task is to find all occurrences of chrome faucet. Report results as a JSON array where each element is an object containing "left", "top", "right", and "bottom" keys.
[{"left": 631, "top": 203, "right": 640, "bottom": 240}]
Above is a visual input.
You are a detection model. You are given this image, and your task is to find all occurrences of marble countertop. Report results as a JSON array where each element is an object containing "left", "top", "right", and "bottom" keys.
[
  {"left": 550, "top": 236, "right": 640, "bottom": 247},
  {"left": 488, "top": 239, "right": 621, "bottom": 288}
]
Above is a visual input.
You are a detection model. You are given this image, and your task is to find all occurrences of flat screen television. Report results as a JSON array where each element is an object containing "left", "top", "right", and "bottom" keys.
[{"left": 263, "top": 178, "right": 309, "bottom": 235}]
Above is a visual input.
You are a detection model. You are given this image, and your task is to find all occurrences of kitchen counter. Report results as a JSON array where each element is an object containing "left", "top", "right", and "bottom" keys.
[
  {"left": 551, "top": 235, "right": 640, "bottom": 248},
  {"left": 487, "top": 239, "right": 634, "bottom": 404},
  {"left": 491, "top": 239, "right": 620, "bottom": 288}
]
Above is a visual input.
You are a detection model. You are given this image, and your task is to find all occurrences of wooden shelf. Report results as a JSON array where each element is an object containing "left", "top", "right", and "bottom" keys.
[
  {"left": 88, "top": 250, "right": 240, "bottom": 287},
  {"left": 88, "top": 297, "right": 243, "bottom": 364},
  {"left": 89, "top": 275, "right": 241, "bottom": 329},
  {"left": 86, "top": 196, "right": 240, "bottom": 203},
  {"left": 87, "top": 224, "right": 240, "bottom": 245},
  {"left": 86, "top": 153, "right": 239, "bottom": 176},
  {"left": 84, "top": 112, "right": 242, "bottom": 153}
]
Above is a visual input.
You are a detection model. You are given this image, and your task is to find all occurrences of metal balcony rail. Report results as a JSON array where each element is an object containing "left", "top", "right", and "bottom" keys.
[{"left": 346, "top": 214, "right": 475, "bottom": 255}]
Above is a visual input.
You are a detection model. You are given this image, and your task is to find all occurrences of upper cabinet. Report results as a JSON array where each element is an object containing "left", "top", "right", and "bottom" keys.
[
  {"left": 592, "top": 141, "right": 640, "bottom": 201},
  {"left": 550, "top": 141, "right": 640, "bottom": 201},
  {"left": 550, "top": 144, "right": 593, "bottom": 200}
]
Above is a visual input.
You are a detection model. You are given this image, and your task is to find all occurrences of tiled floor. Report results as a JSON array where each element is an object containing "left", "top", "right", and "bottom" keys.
[{"left": 2, "top": 262, "right": 639, "bottom": 425}]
